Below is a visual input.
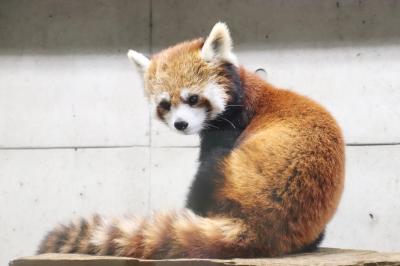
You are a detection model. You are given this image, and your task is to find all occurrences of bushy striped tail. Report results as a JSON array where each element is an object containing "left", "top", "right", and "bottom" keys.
[{"left": 37, "top": 210, "right": 248, "bottom": 259}]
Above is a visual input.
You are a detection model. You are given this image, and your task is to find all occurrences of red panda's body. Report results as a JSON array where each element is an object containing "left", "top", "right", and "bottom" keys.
[
  {"left": 215, "top": 68, "right": 344, "bottom": 256},
  {"left": 38, "top": 23, "right": 344, "bottom": 258}
]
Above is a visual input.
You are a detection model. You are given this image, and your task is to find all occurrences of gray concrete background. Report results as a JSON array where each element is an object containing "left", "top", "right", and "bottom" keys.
[{"left": 0, "top": 0, "right": 400, "bottom": 265}]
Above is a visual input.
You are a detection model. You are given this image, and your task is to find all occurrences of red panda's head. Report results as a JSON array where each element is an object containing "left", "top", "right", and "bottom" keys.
[{"left": 128, "top": 22, "right": 240, "bottom": 135}]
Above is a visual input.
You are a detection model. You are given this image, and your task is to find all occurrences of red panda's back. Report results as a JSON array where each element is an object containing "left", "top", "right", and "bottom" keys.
[{"left": 212, "top": 69, "right": 345, "bottom": 256}]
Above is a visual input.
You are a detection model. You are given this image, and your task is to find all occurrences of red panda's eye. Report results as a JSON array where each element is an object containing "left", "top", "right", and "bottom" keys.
[
  {"left": 188, "top": 95, "right": 199, "bottom": 106},
  {"left": 159, "top": 101, "right": 171, "bottom": 111}
]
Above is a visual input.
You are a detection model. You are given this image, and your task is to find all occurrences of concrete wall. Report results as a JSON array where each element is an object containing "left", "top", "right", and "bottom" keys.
[{"left": 1, "top": 0, "right": 399, "bottom": 264}]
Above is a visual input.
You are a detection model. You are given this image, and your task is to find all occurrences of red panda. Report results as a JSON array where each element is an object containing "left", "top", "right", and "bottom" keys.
[{"left": 37, "top": 22, "right": 344, "bottom": 259}]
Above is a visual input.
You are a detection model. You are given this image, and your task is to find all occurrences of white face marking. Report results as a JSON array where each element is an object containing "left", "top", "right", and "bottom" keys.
[
  {"left": 152, "top": 83, "right": 227, "bottom": 135},
  {"left": 150, "top": 91, "right": 170, "bottom": 111},
  {"left": 203, "top": 82, "right": 227, "bottom": 119},
  {"left": 165, "top": 104, "right": 207, "bottom": 135},
  {"left": 157, "top": 91, "right": 170, "bottom": 103},
  {"left": 180, "top": 89, "right": 190, "bottom": 101}
]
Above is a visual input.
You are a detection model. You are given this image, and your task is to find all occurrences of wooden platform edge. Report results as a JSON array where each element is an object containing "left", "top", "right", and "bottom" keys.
[{"left": 9, "top": 248, "right": 400, "bottom": 266}]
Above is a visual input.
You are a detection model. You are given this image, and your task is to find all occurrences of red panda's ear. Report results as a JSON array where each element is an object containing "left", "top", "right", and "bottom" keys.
[
  {"left": 201, "top": 22, "right": 238, "bottom": 66},
  {"left": 127, "top": 50, "right": 150, "bottom": 76}
]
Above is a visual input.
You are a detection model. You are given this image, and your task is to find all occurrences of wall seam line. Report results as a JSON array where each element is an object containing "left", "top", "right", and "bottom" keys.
[
  {"left": 1, "top": 143, "right": 400, "bottom": 151},
  {"left": 147, "top": 0, "right": 153, "bottom": 214}
]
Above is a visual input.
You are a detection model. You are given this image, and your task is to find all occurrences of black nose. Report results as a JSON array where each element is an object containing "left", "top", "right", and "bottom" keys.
[{"left": 174, "top": 121, "right": 188, "bottom": 131}]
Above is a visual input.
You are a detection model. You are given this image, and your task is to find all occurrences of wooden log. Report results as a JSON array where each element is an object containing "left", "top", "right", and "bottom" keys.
[{"left": 9, "top": 248, "right": 400, "bottom": 266}]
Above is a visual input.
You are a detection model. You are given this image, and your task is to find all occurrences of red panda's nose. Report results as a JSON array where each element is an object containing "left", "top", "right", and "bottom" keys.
[{"left": 174, "top": 121, "right": 188, "bottom": 131}]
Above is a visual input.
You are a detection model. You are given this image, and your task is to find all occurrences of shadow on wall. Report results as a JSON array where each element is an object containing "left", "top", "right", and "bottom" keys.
[{"left": 1, "top": 0, "right": 400, "bottom": 54}]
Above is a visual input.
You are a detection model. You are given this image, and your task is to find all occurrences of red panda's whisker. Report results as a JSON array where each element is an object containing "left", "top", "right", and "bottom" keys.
[
  {"left": 203, "top": 123, "right": 219, "bottom": 130},
  {"left": 218, "top": 117, "right": 236, "bottom": 129}
]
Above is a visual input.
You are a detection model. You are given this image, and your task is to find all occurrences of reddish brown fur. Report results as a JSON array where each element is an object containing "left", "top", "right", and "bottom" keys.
[
  {"left": 146, "top": 39, "right": 233, "bottom": 106},
  {"left": 38, "top": 211, "right": 245, "bottom": 259},
  {"left": 38, "top": 34, "right": 344, "bottom": 259},
  {"left": 212, "top": 68, "right": 345, "bottom": 256}
]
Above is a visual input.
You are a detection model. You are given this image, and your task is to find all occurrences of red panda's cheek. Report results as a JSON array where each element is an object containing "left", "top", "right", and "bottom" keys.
[
  {"left": 202, "top": 82, "right": 228, "bottom": 119},
  {"left": 156, "top": 106, "right": 167, "bottom": 121},
  {"left": 198, "top": 97, "right": 213, "bottom": 114}
]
